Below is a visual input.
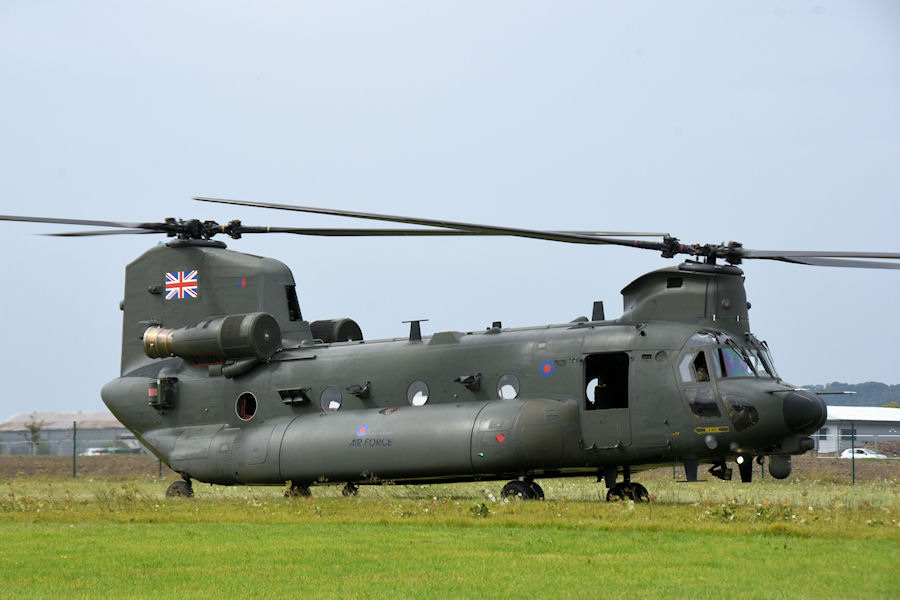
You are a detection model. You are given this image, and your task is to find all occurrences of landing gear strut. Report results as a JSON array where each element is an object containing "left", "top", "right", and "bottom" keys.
[
  {"left": 500, "top": 478, "right": 544, "bottom": 500},
  {"left": 166, "top": 476, "right": 194, "bottom": 498}
]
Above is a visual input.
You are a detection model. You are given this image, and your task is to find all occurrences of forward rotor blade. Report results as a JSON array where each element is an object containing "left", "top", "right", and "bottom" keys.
[
  {"left": 756, "top": 256, "right": 900, "bottom": 269},
  {"left": 0, "top": 214, "right": 156, "bottom": 230},
  {"left": 243, "top": 227, "right": 482, "bottom": 237},
  {"left": 45, "top": 229, "right": 161, "bottom": 237},
  {"left": 194, "top": 197, "right": 672, "bottom": 250},
  {"left": 242, "top": 226, "right": 669, "bottom": 238},
  {"left": 742, "top": 249, "right": 900, "bottom": 260}
]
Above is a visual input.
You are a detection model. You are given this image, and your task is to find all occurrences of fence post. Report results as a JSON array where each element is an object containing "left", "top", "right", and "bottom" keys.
[
  {"left": 850, "top": 421, "right": 856, "bottom": 485},
  {"left": 72, "top": 421, "right": 77, "bottom": 478}
]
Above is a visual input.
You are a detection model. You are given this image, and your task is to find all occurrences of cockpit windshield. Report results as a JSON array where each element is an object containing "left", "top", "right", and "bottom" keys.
[
  {"left": 745, "top": 334, "right": 779, "bottom": 378},
  {"left": 681, "top": 331, "right": 777, "bottom": 380},
  {"left": 719, "top": 346, "right": 755, "bottom": 377}
]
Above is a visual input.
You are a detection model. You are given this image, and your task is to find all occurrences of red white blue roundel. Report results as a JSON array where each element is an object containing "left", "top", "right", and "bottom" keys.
[
  {"left": 540, "top": 361, "right": 554, "bottom": 377},
  {"left": 356, "top": 425, "right": 368, "bottom": 437}
]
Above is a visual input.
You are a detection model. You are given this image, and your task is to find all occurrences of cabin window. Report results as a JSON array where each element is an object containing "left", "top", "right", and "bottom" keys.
[
  {"left": 407, "top": 380, "right": 429, "bottom": 406},
  {"left": 497, "top": 374, "right": 520, "bottom": 400},
  {"left": 320, "top": 386, "right": 342, "bottom": 412},
  {"left": 583, "top": 353, "right": 629, "bottom": 410},
  {"left": 236, "top": 392, "right": 257, "bottom": 421}
]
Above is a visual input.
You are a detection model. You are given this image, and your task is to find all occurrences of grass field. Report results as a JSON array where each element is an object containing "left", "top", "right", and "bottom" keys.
[{"left": 1, "top": 457, "right": 898, "bottom": 599}]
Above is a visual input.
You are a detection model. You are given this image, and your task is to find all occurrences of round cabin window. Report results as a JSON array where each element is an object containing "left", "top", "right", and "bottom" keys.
[
  {"left": 407, "top": 380, "right": 429, "bottom": 406},
  {"left": 320, "top": 386, "right": 343, "bottom": 412},
  {"left": 236, "top": 392, "right": 257, "bottom": 421},
  {"left": 497, "top": 374, "right": 520, "bottom": 400}
]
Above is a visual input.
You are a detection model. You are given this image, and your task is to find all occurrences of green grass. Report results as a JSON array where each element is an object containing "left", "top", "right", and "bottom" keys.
[{"left": 1, "top": 477, "right": 897, "bottom": 599}]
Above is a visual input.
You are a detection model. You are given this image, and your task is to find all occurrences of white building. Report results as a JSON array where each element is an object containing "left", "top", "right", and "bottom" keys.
[
  {"left": 0, "top": 411, "right": 134, "bottom": 456},
  {"left": 814, "top": 405, "right": 900, "bottom": 454}
]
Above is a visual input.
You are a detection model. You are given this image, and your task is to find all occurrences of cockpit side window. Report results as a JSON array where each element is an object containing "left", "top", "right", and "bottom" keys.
[
  {"left": 679, "top": 350, "right": 713, "bottom": 383},
  {"left": 685, "top": 386, "right": 720, "bottom": 418},
  {"left": 678, "top": 349, "right": 722, "bottom": 417},
  {"left": 694, "top": 351, "right": 710, "bottom": 382}
]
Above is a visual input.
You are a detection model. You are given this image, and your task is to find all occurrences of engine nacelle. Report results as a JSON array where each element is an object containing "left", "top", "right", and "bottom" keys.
[
  {"left": 310, "top": 318, "right": 363, "bottom": 343},
  {"left": 143, "top": 312, "right": 281, "bottom": 364}
]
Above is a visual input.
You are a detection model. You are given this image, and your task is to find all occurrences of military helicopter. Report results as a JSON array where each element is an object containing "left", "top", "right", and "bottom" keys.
[{"left": 3, "top": 198, "right": 899, "bottom": 501}]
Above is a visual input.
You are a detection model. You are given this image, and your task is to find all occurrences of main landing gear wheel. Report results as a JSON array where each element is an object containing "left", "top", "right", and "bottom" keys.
[
  {"left": 527, "top": 480, "right": 545, "bottom": 500},
  {"left": 166, "top": 479, "right": 193, "bottom": 498},
  {"left": 501, "top": 480, "right": 543, "bottom": 500},
  {"left": 285, "top": 483, "right": 311, "bottom": 497},
  {"left": 342, "top": 482, "right": 359, "bottom": 497},
  {"left": 605, "top": 482, "right": 649, "bottom": 503}
]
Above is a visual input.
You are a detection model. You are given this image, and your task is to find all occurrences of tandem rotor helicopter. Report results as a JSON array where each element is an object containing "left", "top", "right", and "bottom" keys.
[{"left": 4, "top": 197, "right": 899, "bottom": 500}]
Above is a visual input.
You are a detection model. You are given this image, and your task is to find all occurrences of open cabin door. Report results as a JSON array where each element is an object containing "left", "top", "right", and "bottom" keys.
[{"left": 580, "top": 352, "right": 631, "bottom": 450}]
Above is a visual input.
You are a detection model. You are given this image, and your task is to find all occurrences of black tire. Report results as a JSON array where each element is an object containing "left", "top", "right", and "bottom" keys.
[
  {"left": 501, "top": 480, "right": 535, "bottom": 499},
  {"left": 605, "top": 485, "right": 626, "bottom": 502},
  {"left": 527, "top": 481, "right": 545, "bottom": 500},
  {"left": 342, "top": 483, "right": 359, "bottom": 497},
  {"left": 166, "top": 480, "right": 193, "bottom": 498},
  {"left": 629, "top": 483, "right": 650, "bottom": 502}
]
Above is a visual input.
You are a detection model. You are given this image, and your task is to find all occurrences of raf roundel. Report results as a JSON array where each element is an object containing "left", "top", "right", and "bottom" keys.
[
  {"left": 356, "top": 425, "right": 368, "bottom": 437},
  {"left": 540, "top": 360, "right": 554, "bottom": 378}
]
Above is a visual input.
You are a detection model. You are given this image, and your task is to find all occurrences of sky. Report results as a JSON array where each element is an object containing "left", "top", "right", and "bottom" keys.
[{"left": 1, "top": 1, "right": 898, "bottom": 418}]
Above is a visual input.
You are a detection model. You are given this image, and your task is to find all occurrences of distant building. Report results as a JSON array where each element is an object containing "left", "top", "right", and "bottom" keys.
[
  {"left": 0, "top": 411, "right": 136, "bottom": 456},
  {"left": 814, "top": 406, "right": 900, "bottom": 455}
]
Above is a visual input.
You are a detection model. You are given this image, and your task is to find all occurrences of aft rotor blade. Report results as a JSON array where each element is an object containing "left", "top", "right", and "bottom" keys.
[{"left": 194, "top": 196, "right": 674, "bottom": 250}]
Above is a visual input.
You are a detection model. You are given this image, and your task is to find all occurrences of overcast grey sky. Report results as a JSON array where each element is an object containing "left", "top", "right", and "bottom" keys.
[{"left": 1, "top": 2, "right": 898, "bottom": 418}]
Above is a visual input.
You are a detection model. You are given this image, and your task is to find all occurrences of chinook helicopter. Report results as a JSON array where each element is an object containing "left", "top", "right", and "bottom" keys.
[{"left": 3, "top": 198, "right": 899, "bottom": 501}]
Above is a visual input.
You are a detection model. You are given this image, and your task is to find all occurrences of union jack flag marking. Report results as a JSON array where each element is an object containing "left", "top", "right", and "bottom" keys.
[{"left": 165, "top": 270, "right": 198, "bottom": 300}]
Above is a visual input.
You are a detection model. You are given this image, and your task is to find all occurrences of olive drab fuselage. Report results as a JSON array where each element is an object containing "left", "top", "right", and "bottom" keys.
[{"left": 101, "top": 240, "right": 826, "bottom": 489}]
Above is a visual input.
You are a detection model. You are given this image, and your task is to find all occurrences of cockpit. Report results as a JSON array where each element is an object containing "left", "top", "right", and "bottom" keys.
[
  {"left": 678, "top": 331, "right": 779, "bottom": 383},
  {"left": 677, "top": 330, "right": 778, "bottom": 429}
]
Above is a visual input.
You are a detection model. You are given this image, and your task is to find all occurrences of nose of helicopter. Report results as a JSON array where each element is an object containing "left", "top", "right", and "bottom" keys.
[{"left": 782, "top": 390, "right": 827, "bottom": 434}]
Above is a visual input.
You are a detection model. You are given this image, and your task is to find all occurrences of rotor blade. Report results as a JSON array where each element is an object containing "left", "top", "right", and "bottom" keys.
[
  {"left": 757, "top": 256, "right": 900, "bottom": 269},
  {"left": 742, "top": 249, "right": 900, "bottom": 260},
  {"left": 0, "top": 214, "right": 157, "bottom": 230},
  {"left": 240, "top": 226, "right": 670, "bottom": 237},
  {"left": 44, "top": 229, "right": 161, "bottom": 237},
  {"left": 194, "top": 197, "right": 674, "bottom": 251},
  {"left": 242, "top": 227, "right": 484, "bottom": 237}
]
